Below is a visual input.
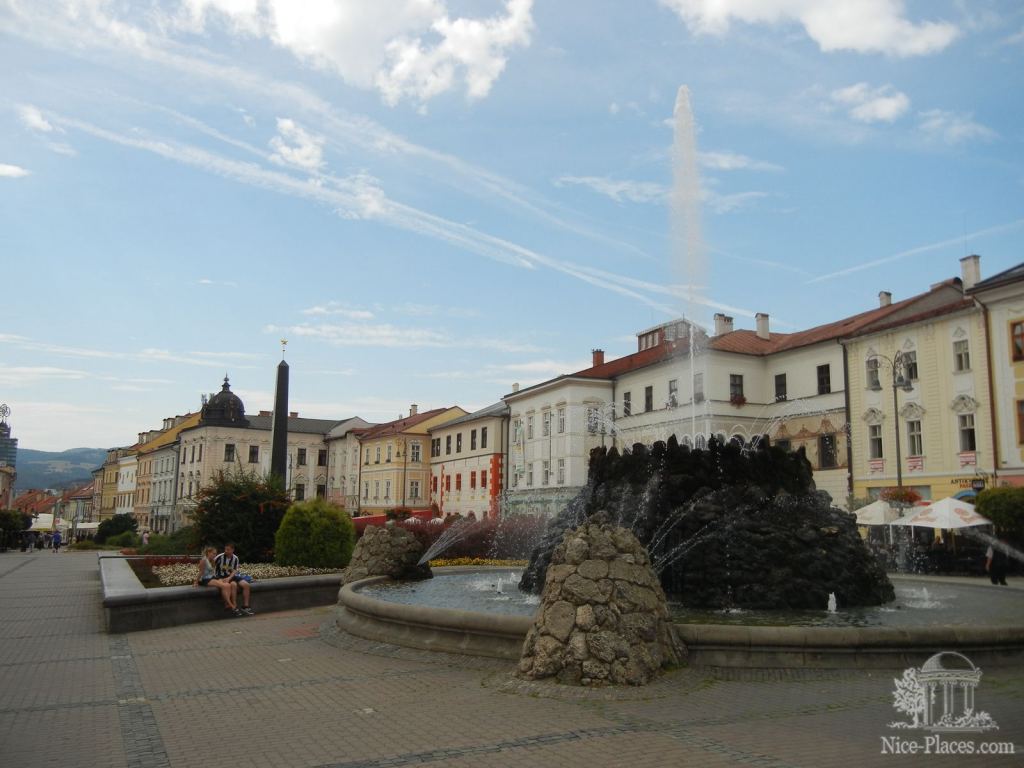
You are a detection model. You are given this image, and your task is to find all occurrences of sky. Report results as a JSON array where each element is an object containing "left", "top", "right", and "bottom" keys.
[{"left": 1, "top": 0, "right": 1022, "bottom": 452}]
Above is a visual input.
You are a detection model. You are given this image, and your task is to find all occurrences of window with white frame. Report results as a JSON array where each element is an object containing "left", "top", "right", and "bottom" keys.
[
  {"left": 907, "top": 420, "right": 922, "bottom": 456},
  {"left": 693, "top": 373, "right": 704, "bottom": 402},
  {"left": 410, "top": 480, "right": 420, "bottom": 500},
  {"left": 586, "top": 407, "right": 599, "bottom": 434},
  {"left": 384, "top": 480, "right": 391, "bottom": 499},
  {"left": 958, "top": 413, "right": 976, "bottom": 452},
  {"left": 527, "top": 416, "right": 534, "bottom": 440},
  {"left": 623, "top": 391, "right": 631, "bottom": 416},
  {"left": 668, "top": 379, "right": 678, "bottom": 407},
  {"left": 869, "top": 424, "right": 883, "bottom": 459},
  {"left": 542, "top": 460, "right": 550, "bottom": 485},
  {"left": 542, "top": 411, "right": 551, "bottom": 437},
  {"left": 954, "top": 340, "right": 970, "bottom": 371},
  {"left": 903, "top": 351, "right": 918, "bottom": 381},
  {"left": 866, "top": 358, "right": 880, "bottom": 389},
  {"left": 557, "top": 458, "right": 565, "bottom": 484},
  {"left": 527, "top": 464, "right": 534, "bottom": 486},
  {"left": 557, "top": 408, "right": 565, "bottom": 433},
  {"left": 410, "top": 442, "right": 421, "bottom": 462}
]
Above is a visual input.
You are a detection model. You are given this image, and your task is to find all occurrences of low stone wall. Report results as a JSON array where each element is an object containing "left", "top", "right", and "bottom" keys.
[
  {"left": 337, "top": 571, "right": 533, "bottom": 659},
  {"left": 677, "top": 624, "right": 1024, "bottom": 669},
  {"left": 100, "top": 555, "right": 343, "bottom": 633}
]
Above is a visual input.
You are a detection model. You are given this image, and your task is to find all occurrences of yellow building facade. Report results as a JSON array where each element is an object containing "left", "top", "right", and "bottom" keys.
[
  {"left": 845, "top": 278, "right": 994, "bottom": 502},
  {"left": 358, "top": 405, "right": 466, "bottom": 515}
]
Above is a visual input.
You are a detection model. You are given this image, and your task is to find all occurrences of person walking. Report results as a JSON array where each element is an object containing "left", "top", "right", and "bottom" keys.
[
  {"left": 986, "top": 534, "right": 1010, "bottom": 586},
  {"left": 52, "top": 529, "right": 62, "bottom": 553}
]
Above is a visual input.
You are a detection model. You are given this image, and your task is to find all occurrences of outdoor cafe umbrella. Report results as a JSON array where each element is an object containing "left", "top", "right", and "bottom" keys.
[
  {"left": 855, "top": 499, "right": 898, "bottom": 526},
  {"left": 889, "top": 497, "right": 992, "bottom": 529}
]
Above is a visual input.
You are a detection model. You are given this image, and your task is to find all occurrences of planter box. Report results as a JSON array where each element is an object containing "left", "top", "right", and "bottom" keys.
[{"left": 99, "top": 555, "right": 342, "bottom": 633}]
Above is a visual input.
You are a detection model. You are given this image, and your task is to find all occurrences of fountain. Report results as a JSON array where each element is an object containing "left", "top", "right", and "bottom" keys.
[{"left": 335, "top": 85, "right": 1024, "bottom": 670}]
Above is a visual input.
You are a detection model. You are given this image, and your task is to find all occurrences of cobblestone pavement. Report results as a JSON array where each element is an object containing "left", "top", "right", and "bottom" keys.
[{"left": 2, "top": 552, "right": 1022, "bottom": 768}]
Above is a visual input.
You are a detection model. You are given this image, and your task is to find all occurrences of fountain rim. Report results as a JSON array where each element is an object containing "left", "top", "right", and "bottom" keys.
[{"left": 336, "top": 568, "right": 1024, "bottom": 668}]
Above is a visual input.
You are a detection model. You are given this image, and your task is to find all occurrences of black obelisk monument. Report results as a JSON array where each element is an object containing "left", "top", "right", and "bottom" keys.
[{"left": 269, "top": 342, "right": 289, "bottom": 484}]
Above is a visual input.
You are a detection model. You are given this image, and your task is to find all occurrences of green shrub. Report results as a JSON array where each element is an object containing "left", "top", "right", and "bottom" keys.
[
  {"left": 0, "top": 509, "right": 32, "bottom": 549},
  {"left": 139, "top": 526, "right": 199, "bottom": 555},
  {"left": 274, "top": 498, "right": 355, "bottom": 568},
  {"left": 192, "top": 469, "right": 290, "bottom": 562},
  {"left": 69, "top": 540, "right": 118, "bottom": 551},
  {"left": 976, "top": 487, "right": 1024, "bottom": 543},
  {"left": 96, "top": 514, "right": 138, "bottom": 544},
  {"left": 106, "top": 530, "right": 139, "bottom": 548}
]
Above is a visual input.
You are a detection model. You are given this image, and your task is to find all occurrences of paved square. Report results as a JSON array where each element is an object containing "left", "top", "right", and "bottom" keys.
[{"left": 2, "top": 552, "right": 1021, "bottom": 767}]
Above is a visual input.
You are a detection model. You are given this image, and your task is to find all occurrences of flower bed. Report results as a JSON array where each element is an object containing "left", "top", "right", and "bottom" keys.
[
  {"left": 429, "top": 557, "right": 528, "bottom": 568},
  {"left": 152, "top": 562, "right": 342, "bottom": 587}
]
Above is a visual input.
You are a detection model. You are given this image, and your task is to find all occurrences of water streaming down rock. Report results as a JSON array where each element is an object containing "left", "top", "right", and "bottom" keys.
[{"left": 520, "top": 436, "right": 894, "bottom": 611}]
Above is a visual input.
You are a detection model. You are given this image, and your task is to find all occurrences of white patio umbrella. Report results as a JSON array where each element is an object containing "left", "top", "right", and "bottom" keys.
[
  {"left": 855, "top": 499, "right": 898, "bottom": 526},
  {"left": 889, "top": 497, "right": 992, "bottom": 529}
]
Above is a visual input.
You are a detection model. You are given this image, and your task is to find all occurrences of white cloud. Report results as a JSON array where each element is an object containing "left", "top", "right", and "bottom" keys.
[
  {"left": 705, "top": 190, "right": 768, "bottom": 214},
  {"left": 197, "top": 277, "right": 239, "bottom": 287},
  {"left": 175, "top": 0, "right": 534, "bottom": 106},
  {"left": 918, "top": 109, "right": 996, "bottom": 144},
  {"left": 661, "top": 0, "right": 959, "bottom": 57},
  {"left": 264, "top": 322, "right": 542, "bottom": 353},
  {"left": 17, "top": 104, "right": 56, "bottom": 132},
  {"left": 0, "top": 163, "right": 30, "bottom": 177},
  {"left": 698, "top": 151, "right": 783, "bottom": 172},
  {"left": 830, "top": 82, "right": 909, "bottom": 123},
  {"left": 0, "top": 163, "right": 30, "bottom": 178},
  {"left": 301, "top": 302, "right": 375, "bottom": 320},
  {"left": 269, "top": 117, "right": 325, "bottom": 170},
  {"left": 555, "top": 175, "right": 667, "bottom": 204}
]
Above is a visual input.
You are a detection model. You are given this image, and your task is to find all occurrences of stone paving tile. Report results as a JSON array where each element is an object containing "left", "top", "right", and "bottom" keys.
[{"left": 3, "top": 552, "right": 1023, "bottom": 768}]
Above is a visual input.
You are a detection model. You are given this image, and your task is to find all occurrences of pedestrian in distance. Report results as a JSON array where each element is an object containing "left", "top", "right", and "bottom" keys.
[
  {"left": 193, "top": 546, "right": 242, "bottom": 616},
  {"left": 52, "top": 529, "right": 62, "bottom": 553},
  {"left": 215, "top": 543, "right": 254, "bottom": 615},
  {"left": 986, "top": 534, "right": 1010, "bottom": 586}
]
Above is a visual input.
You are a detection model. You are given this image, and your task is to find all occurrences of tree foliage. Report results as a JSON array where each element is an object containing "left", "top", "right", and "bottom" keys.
[
  {"left": 96, "top": 514, "right": 138, "bottom": 544},
  {"left": 192, "top": 469, "right": 290, "bottom": 562},
  {"left": 0, "top": 509, "right": 32, "bottom": 548},
  {"left": 975, "top": 487, "right": 1024, "bottom": 541},
  {"left": 274, "top": 497, "right": 355, "bottom": 568}
]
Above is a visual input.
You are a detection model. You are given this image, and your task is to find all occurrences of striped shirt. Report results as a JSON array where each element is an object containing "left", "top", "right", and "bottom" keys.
[{"left": 214, "top": 552, "right": 240, "bottom": 579}]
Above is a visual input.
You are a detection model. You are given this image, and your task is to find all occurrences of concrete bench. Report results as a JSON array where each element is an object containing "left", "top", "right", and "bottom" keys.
[{"left": 99, "top": 555, "right": 342, "bottom": 633}]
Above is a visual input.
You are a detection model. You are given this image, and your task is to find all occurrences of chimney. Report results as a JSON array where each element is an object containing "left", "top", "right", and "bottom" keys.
[
  {"left": 879, "top": 291, "right": 892, "bottom": 307},
  {"left": 410, "top": 404, "right": 418, "bottom": 417},
  {"left": 960, "top": 254, "right": 981, "bottom": 290},
  {"left": 713, "top": 313, "right": 734, "bottom": 335},
  {"left": 511, "top": 382, "right": 520, "bottom": 393},
  {"left": 755, "top": 312, "right": 770, "bottom": 340},
  {"left": 259, "top": 410, "right": 271, "bottom": 417},
  {"left": 592, "top": 349, "right": 605, "bottom": 367},
  {"left": 289, "top": 411, "right": 298, "bottom": 418}
]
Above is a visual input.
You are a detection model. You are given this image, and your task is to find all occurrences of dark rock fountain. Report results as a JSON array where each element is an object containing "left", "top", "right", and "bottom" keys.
[{"left": 520, "top": 436, "right": 894, "bottom": 611}]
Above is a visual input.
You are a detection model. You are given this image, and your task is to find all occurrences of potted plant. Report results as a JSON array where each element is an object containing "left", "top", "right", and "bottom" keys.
[{"left": 729, "top": 393, "right": 747, "bottom": 407}]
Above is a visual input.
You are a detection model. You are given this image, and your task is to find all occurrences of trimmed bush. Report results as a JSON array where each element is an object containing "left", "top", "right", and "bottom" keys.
[
  {"left": 106, "top": 530, "right": 139, "bottom": 548},
  {"left": 192, "top": 470, "right": 290, "bottom": 562},
  {"left": 976, "top": 487, "right": 1024, "bottom": 544},
  {"left": 96, "top": 514, "right": 138, "bottom": 544},
  {"left": 275, "top": 498, "right": 356, "bottom": 568}
]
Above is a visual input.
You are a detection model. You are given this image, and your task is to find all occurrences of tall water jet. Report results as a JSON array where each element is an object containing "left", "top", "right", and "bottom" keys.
[{"left": 671, "top": 85, "right": 710, "bottom": 445}]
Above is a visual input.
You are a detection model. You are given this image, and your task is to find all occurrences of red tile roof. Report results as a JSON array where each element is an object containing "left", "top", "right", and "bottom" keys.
[{"left": 359, "top": 407, "right": 458, "bottom": 440}]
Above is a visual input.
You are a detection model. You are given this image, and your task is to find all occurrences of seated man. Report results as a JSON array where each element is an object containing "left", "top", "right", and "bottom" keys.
[{"left": 215, "top": 543, "right": 254, "bottom": 615}]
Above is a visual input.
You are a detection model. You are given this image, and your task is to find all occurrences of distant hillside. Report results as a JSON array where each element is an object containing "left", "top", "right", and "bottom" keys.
[{"left": 12, "top": 448, "right": 109, "bottom": 492}]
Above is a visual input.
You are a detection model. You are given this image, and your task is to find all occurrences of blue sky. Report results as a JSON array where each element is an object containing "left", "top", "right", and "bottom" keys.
[{"left": 1, "top": 0, "right": 1022, "bottom": 451}]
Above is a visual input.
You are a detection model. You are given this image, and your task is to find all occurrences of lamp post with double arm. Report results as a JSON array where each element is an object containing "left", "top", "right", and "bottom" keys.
[{"left": 867, "top": 351, "right": 915, "bottom": 490}]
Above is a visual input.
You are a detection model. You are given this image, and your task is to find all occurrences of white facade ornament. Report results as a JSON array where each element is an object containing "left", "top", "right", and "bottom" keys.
[
  {"left": 952, "top": 326, "right": 968, "bottom": 340},
  {"left": 862, "top": 408, "right": 885, "bottom": 425},
  {"left": 950, "top": 394, "right": 979, "bottom": 414},
  {"left": 899, "top": 402, "right": 926, "bottom": 420}
]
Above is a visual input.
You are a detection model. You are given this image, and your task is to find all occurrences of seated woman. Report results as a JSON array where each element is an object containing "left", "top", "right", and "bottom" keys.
[{"left": 193, "top": 546, "right": 241, "bottom": 616}]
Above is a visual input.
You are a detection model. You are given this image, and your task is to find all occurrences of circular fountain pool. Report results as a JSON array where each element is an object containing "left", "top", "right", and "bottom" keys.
[
  {"left": 338, "top": 569, "right": 1024, "bottom": 667},
  {"left": 359, "top": 570, "right": 538, "bottom": 616}
]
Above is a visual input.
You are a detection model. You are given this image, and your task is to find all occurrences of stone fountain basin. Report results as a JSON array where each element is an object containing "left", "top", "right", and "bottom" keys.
[
  {"left": 336, "top": 570, "right": 1024, "bottom": 668},
  {"left": 337, "top": 568, "right": 533, "bottom": 660}
]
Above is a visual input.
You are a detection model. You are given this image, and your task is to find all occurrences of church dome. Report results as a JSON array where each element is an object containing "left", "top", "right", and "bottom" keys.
[{"left": 201, "top": 376, "right": 249, "bottom": 427}]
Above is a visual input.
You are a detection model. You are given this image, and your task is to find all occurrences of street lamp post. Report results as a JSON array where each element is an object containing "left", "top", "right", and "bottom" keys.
[{"left": 868, "top": 351, "right": 915, "bottom": 489}]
